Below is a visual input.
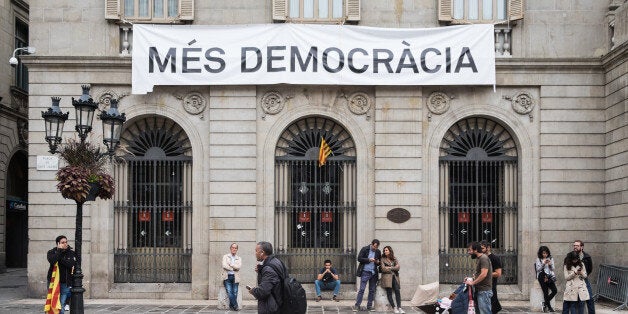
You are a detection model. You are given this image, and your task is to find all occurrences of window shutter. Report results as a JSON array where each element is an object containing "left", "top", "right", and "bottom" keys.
[
  {"left": 346, "top": 0, "right": 360, "bottom": 22},
  {"left": 272, "top": 0, "right": 287, "bottom": 21},
  {"left": 508, "top": 0, "right": 524, "bottom": 21},
  {"left": 438, "top": 0, "right": 453, "bottom": 22},
  {"left": 105, "top": 0, "right": 120, "bottom": 20},
  {"left": 179, "top": 0, "right": 194, "bottom": 21}
]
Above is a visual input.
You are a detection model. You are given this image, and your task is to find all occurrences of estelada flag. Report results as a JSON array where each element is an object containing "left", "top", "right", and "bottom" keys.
[
  {"left": 44, "top": 262, "right": 61, "bottom": 314},
  {"left": 318, "top": 137, "right": 332, "bottom": 167}
]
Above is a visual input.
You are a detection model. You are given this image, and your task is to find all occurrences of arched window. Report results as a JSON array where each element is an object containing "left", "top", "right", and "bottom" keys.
[
  {"left": 438, "top": 117, "right": 518, "bottom": 284},
  {"left": 274, "top": 116, "right": 357, "bottom": 282},
  {"left": 113, "top": 116, "right": 193, "bottom": 283}
]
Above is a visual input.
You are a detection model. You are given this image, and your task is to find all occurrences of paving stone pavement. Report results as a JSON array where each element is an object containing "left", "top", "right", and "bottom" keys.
[{"left": 1, "top": 268, "right": 621, "bottom": 313}]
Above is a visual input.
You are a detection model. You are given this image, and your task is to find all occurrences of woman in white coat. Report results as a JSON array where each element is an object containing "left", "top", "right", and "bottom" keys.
[{"left": 562, "top": 251, "right": 589, "bottom": 314}]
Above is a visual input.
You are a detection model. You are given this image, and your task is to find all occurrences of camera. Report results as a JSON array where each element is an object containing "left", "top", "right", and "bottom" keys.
[{"left": 9, "top": 57, "right": 18, "bottom": 67}]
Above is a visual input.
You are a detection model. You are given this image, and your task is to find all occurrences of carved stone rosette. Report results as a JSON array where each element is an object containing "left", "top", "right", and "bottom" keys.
[
  {"left": 347, "top": 92, "right": 371, "bottom": 115},
  {"left": 510, "top": 91, "right": 534, "bottom": 115},
  {"left": 99, "top": 90, "right": 128, "bottom": 108},
  {"left": 260, "top": 91, "right": 285, "bottom": 116},
  {"left": 427, "top": 91, "right": 451, "bottom": 115},
  {"left": 182, "top": 92, "right": 207, "bottom": 115}
]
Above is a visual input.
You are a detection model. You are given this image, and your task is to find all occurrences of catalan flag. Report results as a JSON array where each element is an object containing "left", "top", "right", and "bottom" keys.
[
  {"left": 44, "top": 262, "right": 61, "bottom": 314},
  {"left": 319, "top": 137, "right": 332, "bottom": 167}
]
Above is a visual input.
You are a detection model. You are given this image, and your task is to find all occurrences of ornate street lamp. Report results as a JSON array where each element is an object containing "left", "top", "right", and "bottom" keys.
[
  {"left": 41, "top": 97, "right": 69, "bottom": 154},
  {"left": 41, "top": 85, "right": 126, "bottom": 314},
  {"left": 99, "top": 98, "right": 126, "bottom": 156}
]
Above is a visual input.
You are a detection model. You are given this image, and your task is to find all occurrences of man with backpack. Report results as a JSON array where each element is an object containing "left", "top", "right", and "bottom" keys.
[
  {"left": 249, "top": 241, "right": 307, "bottom": 314},
  {"left": 250, "top": 241, "right": 284, "bottom": 313}
]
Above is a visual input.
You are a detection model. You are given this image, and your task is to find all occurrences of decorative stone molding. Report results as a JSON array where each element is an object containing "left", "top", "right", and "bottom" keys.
[
  {"left": 260, "top": 91, "right": 285, "bottom": 118},
  {"left": 347, "top": 92, "right": 371, "bottom": 116},
  {"left": 17, "top": 119, "right": 28, "bottom": 148},
  {"left": 98, "top": 90, "right": 128, "bottom": 108},
  {"left": 504, "top": 91, "right": 534, "bottom": 121},
  {"left": 181, "top": 92, "right": 207, "bottom": 115},
  {"left": 426, "top": 91, "right": 452, "bottom": 121}
]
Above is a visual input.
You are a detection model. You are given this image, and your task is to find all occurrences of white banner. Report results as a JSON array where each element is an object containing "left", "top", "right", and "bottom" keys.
[{"left": 132, "top": 24, "right": 495, "bottom": 94}]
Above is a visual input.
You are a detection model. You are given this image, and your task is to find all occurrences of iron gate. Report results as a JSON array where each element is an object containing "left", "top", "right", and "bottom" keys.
[
  {"left": 274, "top": 117, "right": 357, "bottom": 282},
  {"left": 438, "top": 117, "right": 518, "bottom": 284},
  {"left": 113, "top": 116, "right": 193, "bottom": 283}
]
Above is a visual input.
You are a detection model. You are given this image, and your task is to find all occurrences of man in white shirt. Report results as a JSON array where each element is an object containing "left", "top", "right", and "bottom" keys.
[{"left": 221, "top": 243, "right": 242, "bottom": 311}]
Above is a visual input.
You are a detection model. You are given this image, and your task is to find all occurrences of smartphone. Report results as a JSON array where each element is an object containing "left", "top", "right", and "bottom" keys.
[{"left": 246, "top": 285, "right": 252, "bottom": 290}]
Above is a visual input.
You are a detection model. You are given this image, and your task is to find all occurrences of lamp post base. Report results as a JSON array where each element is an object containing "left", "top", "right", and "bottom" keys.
[{"left": 70, "top": 270, "right": 85, "bottom": 313}]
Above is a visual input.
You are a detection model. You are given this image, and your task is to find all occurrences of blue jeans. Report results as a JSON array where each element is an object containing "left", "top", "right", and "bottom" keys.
[
  {"left": 584, "top": 278, "right": 595, "bottom": 314},
  {"left": 562, "top": 300, "right": 585, "bottom": 314},
  {"left": 355, "top": 271, "right": 378, "bottom": 308},
  {"left": 315, "top": 279, "right": 341, "bottom": 296},
  {"left": 476, "top": 290, "right": 493, "bottom": 314},
  {"left": 223, "top": 274, "right": 239, "bottom": 310},
  {"left": 60, "top": 283, "right": 71, "bottom": 314}
]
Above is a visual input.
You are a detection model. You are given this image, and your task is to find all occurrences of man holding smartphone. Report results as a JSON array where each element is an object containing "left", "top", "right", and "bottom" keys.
[
  {"left": 353, "top": 239, "right": 381, "bottom": 312},
  {"left": 573, "top": 240, "right": 595, "bottom": 314},
  {"left": 46, "top": 235, "right": 76, "bottom": 314},
  {"left": 314, "top": 259, "right": 341, "bottom": 302}
]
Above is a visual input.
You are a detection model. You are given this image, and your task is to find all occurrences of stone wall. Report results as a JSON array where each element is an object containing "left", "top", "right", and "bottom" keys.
[{"left": 603, "top": 1, "right": 628, "bottom": 267}]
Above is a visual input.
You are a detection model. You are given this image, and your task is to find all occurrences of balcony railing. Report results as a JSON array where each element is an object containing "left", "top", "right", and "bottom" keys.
[{"left": 118, "top": 25, "right": 514, "bottom": 57}]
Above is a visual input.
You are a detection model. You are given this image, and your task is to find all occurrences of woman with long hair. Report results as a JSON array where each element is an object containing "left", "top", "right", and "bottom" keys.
[
  {"left": 562, "top": 251, "right": 589, "bottom": 314},
  {"left": 535, "top": 246, "right": 557, "bottom": 312},
  {"left": 380, "top": 246, "right": 404, "bottom": 313}
]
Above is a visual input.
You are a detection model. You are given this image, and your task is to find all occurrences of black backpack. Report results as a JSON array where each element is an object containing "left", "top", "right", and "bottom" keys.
[{"left": 265, "top": 259, "right": 307, "bottom": 314}]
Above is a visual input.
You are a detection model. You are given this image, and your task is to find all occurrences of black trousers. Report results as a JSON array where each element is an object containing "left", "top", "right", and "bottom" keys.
[
  {"left": 538, "top": 272, "right": 558, "bottom": 308},
  {"left": 385, "top": 276, "right": 401, "bottom": 308}
]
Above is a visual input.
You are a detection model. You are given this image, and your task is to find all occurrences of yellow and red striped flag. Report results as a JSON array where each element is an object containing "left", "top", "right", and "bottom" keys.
[
  {"left": 319, "top": 137, "right": 332, "bottom": 167},
  {"left": 44, "top": 262, "right": 61, "bottom": 314}
]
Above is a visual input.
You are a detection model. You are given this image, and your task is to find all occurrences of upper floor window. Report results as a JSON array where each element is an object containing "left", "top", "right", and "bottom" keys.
[
  {"left": 105, "top": 0, "right": 194, "bottom": 23},
  {"left": 14, "top": 19, "right": 28, "bottom": 92},
  {"left": 273, "top": 0, "right": 360, "bottom": 23},
  {"left": 438, "top": 0, "right": 522, "bottom": 24}
]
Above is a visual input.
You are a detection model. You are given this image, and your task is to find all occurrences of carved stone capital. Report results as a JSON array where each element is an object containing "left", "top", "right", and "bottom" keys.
[
  {"left": 427, "top": 91, "right": 451, "bottom": 115},
  {"left": 347, "top": 92, "right": 371, "bottom": 115},
  {"left": 261, "top": 91, "right": 285, "bottom": 115}
]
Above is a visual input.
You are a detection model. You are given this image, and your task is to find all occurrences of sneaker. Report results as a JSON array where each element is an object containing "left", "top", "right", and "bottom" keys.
[
  {"left": 367, "top": 306, "right": 375, "bottom": 312},
  {"left": 64, "top": 304, "right": 70, "bottom": 311},
  {"left": 332, "top": 295, "right": 339, "bottom": 302},
  {"left": 394, "top": 308, "right": 400, "bottom": 313},
  {"left": 352, "top": 305, "right": 359, "bottom": 312},
  {"left": 316, "top": 296, "right": 322, "bottom": 302},
  {"left": 398, "top": 307, "right": 405, "bottom": 314}
]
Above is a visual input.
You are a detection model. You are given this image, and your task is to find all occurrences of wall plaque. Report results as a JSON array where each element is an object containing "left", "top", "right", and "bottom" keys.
[{"left": 387, "top": 208, "right": 411, "bottom": 224}]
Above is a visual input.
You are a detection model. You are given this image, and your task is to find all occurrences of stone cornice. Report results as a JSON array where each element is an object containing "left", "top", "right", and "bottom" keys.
[
  {"left": 22, "top": 56, "right": 132, "bottom": 71},
  {"left": 601, "top": 40, "right": 628, "bottom": 68},
  {"left": 0, "top": 103, "right": 27, "bottom": 121},
  {"left": 496, "top": 58, "right": 604, "bottom": 72},
  {"left": 22, "top": 55, "right": 620, "bottom": 76}
]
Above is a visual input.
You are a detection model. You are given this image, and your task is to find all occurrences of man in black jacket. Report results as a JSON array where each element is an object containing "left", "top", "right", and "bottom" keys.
[
  {"left": 574, "top": 240, "right": 595, "bottom": 314},
  {"left": 353, "top": 239, "right": 381, "bottom": 312},
  {"left": 47, "top": 235, "right": 76, "bottom": 314},
  {"left": 250, "top": 241, "right": 284, "bottom": 314}
]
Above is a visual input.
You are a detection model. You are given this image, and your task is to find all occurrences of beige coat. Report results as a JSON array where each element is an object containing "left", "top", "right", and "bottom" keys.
[
  {"left": 221, "top": 253, "right": 242, "bottom": 283},
  {"left": 563, "top": 265, "right": 589, "bottom": 301},
  {"left": 379, "top": 256, "right": 400, "bottom": 289}
]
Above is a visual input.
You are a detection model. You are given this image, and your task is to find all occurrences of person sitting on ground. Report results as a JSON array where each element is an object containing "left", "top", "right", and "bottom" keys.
[{"left": 314, "top": 259, "right": 341, "bottom": 302}]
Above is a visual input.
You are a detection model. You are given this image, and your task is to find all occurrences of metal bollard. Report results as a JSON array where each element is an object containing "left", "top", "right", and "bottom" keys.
[{"left": 594, "top": 264, "right": 628, "bottom": 311}]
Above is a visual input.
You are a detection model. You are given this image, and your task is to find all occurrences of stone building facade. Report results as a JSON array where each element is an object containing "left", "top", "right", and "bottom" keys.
[
  {"left": 0, "top": 0, "right": 29, "bottom": 273},
  {"left": 17, "top": 0, "right": 628, "bottom": 302}
]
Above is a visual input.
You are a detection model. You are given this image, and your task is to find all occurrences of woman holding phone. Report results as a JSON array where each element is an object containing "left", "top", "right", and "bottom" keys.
[
  {"left": 535, "top": 246, "right": 557, "bottom": 312},
  {"left": 562, "top": 251, "right": 589, "bottom": 314}
]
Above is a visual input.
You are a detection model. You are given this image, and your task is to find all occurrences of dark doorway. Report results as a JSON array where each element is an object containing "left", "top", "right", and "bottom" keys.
[{"left": 6, "top": 151, "right": 28, "bottom": 268}]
